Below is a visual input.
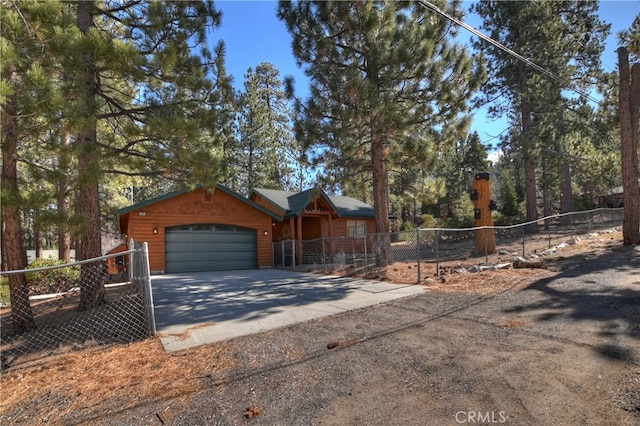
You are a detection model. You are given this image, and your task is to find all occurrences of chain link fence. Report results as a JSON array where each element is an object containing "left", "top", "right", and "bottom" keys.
[
  {"left": 0, "top": 241, "right": 154, "bottom": 371},
  {"left": 273, "top": 208, "right": 624, "bottom": 282}
]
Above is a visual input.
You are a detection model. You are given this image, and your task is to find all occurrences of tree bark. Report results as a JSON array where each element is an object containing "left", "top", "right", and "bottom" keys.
[
  {"left": 542, "top": 174, "right": 551, "bottom": 231},
  {"left": 617, "top": 47, "right": 640, "bottom": 245},
  {"left": 34, "top": 220, "right": 44, "bottom": 259},
  {"left": 559, "top": 161, "right": 573, "bottom": 222},
  {"left": 523, "top": 135, "right": 539, "bottom": 233},
  {"left": 58, "top": 126, "right": 72, "bottom": 262},
  {"left": 558, "top": 112, "right": 574, "bottom": 224},
  {"left": 371, "top": 133, "right": 392, "bottom": 266},
  {"left": 76, "top": 0, "right": 106, "bottom": 310},
  {"left": 1, "top": 71, "right": 36, "bottom": 333},
  {"left": 518, "top": 62, "right": 538, "bottom": 234}
]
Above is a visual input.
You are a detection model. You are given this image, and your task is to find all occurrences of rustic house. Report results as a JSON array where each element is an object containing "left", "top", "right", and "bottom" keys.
[
  {"left": 109, "top": 185, "right": 377, "bottom": 274},
  {"left": 249, "top": 187, "right": 376, "bottom": 242},
  {"left": 110, "top": 185, "right": 281, "bottom": 274}
]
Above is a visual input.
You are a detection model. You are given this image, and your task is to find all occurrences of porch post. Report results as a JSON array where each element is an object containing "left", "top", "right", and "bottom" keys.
[
  {"left": 297, "top": 216, "right": 303, "bottom": 265},
  {"left": 328, "top": 214, "right": 333, "bottom": 259},
  {"left": 289, "top": 217, "right": 295, "bottom": 239}
]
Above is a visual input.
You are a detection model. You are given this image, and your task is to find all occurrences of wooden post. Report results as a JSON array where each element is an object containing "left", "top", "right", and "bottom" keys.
[
  {"left": 296, "top": 216, "right": 303, "bottom": 265},
  {"left": 473, "top": 172, "right": 496, "bottom": 256}
]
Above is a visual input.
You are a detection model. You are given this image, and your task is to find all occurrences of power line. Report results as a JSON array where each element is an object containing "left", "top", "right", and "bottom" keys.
[{"left": 416, "top": 0, "right": 604, "bottom": 107}]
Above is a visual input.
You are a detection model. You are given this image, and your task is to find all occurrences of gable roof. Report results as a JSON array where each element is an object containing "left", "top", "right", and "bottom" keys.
[
  {"left": 250, "top": 187, "right": 375, "bottom": 219},
  {"left": 116, "top": 184, "right": 283, "bottom": 221},
  {"left": 327, "top": 194, "right": 377, "bottom": 218}
]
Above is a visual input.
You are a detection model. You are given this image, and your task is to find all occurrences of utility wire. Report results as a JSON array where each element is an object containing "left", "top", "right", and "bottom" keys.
[{"left": 416, "top": 0, "right": 604, "bottom": 106}]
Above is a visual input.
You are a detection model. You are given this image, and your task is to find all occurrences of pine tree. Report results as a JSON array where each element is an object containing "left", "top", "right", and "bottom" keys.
[
  {"left": 58, "top": 0, "right": 233, "bottom": 309},
  {"left": 473, "top": 0, "right": 609, "bottom": 232},
  {"left": 2, "top": 1, "right": 234, "bottom": 312},
  {"left": 430, "top": 131, "right": 489, "bottom": 222},
  {"left": 278, "top": 0, "right": 484, "bottom": 265},
  {"left": 619, "top": 14, "right": 640, "bottom": 61},
  {"left": 0, "top": 0, "right": 70, "bottom": 332},
  {"left": 232, "top": 63, "right": 296, "bottom": 194}
]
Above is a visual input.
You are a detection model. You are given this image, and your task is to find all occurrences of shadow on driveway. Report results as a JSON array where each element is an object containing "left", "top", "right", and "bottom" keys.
[
  {"left": 151, "top": 269, "right": 424, "bottom": 351},
  {"left": 503, "top": 246, "right": 640, "bottom": 362}
]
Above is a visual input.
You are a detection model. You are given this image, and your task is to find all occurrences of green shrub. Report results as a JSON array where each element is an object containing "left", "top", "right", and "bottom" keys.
[
  {"left": 419, "top": 214, "right": 439, "bottom": 229},
  {"left": 445, "top": 194, "right": 476, "bottom": 228},
  {"left": 492, "top": 210, "right": 525, "bottom": 226},
  {"left": 26, "top": 258, "right": 80, "bottom": 295},
  {"left": 400, "top": 221, "right": 415, "bottom": 231},
  {"left": 0, "top": 277, "right": 9, "bottom": 307}
]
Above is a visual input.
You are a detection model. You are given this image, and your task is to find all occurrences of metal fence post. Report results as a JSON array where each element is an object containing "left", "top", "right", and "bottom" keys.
[
  {"left": 522, "top": 225, "right": 526, "bottom": 257},
  {"left": 292, "top": 240, "right": 296, "bottom": 271},
  {"left": 363, "top": 235, "right": 368, "bottom": 276},
  {"left": 322, "top": 237, "right": 326, "bottom": 272},
  {"left": 484, "top": 227, "right": 489, "bottom": 264},
  {"left": 141, "top": 242, "right": 156, "bottom": 335},
  {"left": 416, "top": 228, "right": 421, "bottom": 283},
  {"left": 128, "top": 238, "right": 135, "bottom": 282},
  {"left": 435, "top": 229, "right": 440, "bottom": 278}
]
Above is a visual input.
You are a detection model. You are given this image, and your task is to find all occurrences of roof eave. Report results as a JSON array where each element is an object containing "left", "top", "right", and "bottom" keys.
[{"left": 117, "top": 184, "right": 284, "bottom": 222}]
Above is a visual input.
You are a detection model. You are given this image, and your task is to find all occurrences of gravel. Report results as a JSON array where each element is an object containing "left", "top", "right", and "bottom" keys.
[{"left": 69, "top": 245, "right": 640, "bottom": 426}]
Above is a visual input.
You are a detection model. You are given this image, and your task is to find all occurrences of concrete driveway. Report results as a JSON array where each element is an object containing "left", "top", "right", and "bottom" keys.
[{"left": 151, "top": 269, "right": 425, "bottom": 351}]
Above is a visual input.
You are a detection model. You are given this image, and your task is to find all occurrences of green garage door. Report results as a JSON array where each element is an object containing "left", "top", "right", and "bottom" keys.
[{"left": 165, "top": 224, "right": 257, "bottom": 273}]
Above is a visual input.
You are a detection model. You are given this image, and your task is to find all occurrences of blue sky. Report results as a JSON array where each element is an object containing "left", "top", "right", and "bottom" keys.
[{"left": 210, "top": 0, "right": 639, "bottom": 154}]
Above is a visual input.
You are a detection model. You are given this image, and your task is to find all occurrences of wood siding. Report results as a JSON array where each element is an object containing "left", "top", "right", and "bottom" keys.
[{"left": 123, "top": 188, "right": 273, "bottom": 273}]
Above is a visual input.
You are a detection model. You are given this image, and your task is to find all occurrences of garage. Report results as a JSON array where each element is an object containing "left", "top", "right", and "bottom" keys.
[
  {"left": 165, "top": 224, "right": 257, "bottom": 273},
  {"left": 112, "top": 185, "right": 282, "bottom": 273}
]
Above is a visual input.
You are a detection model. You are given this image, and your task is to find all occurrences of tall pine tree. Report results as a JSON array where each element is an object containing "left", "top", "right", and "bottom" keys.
[
  {"left": 0, "top": 0, "right": 73, "bottom": 332},
  {"left": 231, "top": 62, "right": 296, "bottom": 194},
  {"left": 473, "top": 0, "right": 609, "bottom": 232},
  {"left": 278, "top": 0, "right": 484, "bottom": 265},
  {"left": 62, "top": 0, "right": 232, "bottom": 309}
]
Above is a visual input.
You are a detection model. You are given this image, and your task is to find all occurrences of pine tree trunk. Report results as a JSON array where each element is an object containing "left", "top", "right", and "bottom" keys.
[
  {"left": 58, "top": 128, "right": 72, "bottom": 262},
  {"left": 371, "top": 134, "right": 392, "bottom": 266},
  {"left": 1, "top": 72, "right": 36, "bottom": 333},
  {"left": 542, "top": 175, "right": 551, "bottom": 232},
  {"left": 618, "top": 48, "right": 640, "bottom": 245},
  {"left": 558, "top": 113, "right": 574, "bottom": 224},
  {"left": 518, "top": 62, "right": 538, "bottom": 234},
  {"left": 76, "top": 0, "right": 106, "bottom": 310},
  {"left": 522, "top": 129, "right": 539, "bottom": 234},
  {"left": 34, "top": 221, "right": 43, "bottom": 259},
  {"left": 560, "top": 161, "right": 573, "bottom": 223}
]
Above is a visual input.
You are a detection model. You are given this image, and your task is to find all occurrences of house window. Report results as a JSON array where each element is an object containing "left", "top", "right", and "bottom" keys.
[{"left": 347, "top": 220, "right": 366, "bottom": 236}]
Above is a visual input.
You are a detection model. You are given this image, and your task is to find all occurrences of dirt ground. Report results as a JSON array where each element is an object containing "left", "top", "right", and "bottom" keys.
[{"left": 1, "top": 231, "right": 639, "bottom": 425}]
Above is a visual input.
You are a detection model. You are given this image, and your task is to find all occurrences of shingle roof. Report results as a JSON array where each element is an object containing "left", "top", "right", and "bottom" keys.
[
  {"left": 250, "top": 188, "right": 297, "bottom": 212},
  {"left": 328, "top": 194, "right": 376, "bottom": 218},
  {"left": 250, "top": 187, "right": 375, "bottom": 219}
]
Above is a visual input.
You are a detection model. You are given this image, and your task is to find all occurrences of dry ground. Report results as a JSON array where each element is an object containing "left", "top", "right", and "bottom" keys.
[
  {"left": 1, "top": 230, "right": 639, "bottom": 425},
  {"left": 323, "top": 229, "right": 624, "bottom": 293}
]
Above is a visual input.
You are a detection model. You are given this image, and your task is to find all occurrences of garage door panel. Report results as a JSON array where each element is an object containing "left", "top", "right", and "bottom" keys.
[
  {"left": 166, "top": 241, "right": 255, "bottom": 253},
  {"left": 166, "top": 259, "right": 253, "bottom": 273},
  {"left": 165, "top": 250, "right": 255, "bottom": 263},
  {"left": 165, "top": 232, "right": 214, "bottom": 244},
  {"left": 166, "top": 241, "right": 255, "bottom": 255},
  {"left": 165, "top": 224, "right": 257, "bottom": 273}
]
